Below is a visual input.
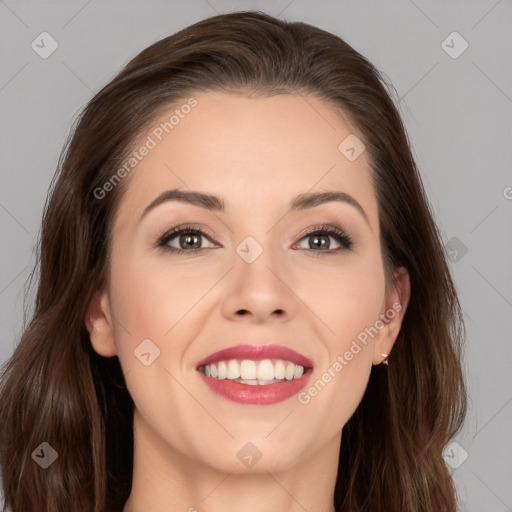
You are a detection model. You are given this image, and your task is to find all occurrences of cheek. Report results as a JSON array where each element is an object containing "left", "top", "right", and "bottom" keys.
[
  {"left": 296, "top": 250, "right": 386, "bottom": 342},
  {"left": 105, "top": 252, "right": 213, "bottom": 441},
  {"left": 293, "top": 251, "right": 384, "bottom": 426},
  {"left": 108, "top": 244, "right": 211, "bottom": 336}
]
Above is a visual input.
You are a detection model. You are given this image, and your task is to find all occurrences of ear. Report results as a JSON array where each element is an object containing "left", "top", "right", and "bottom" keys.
[
  {"left": 85, "top": 290, "right": 117, "bottom": 357},
  {"left": 372, "top": 266, "right": 411, "bottom": 365}
]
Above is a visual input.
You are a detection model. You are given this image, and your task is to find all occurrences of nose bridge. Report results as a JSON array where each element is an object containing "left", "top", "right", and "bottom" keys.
[
  {"left": 234, "top": 230, "right": 284, "bottom": 285},
  {"left": 229, "top": 198, "right": 281, "bottom": 266},
  {"left": 223, "top": 227, "right": 296, "bottom": 319}
]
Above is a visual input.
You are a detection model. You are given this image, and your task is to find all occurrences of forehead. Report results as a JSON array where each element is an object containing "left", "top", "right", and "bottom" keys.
[{"left": 114, "top": 91, "right": 378, "bottom": 228}]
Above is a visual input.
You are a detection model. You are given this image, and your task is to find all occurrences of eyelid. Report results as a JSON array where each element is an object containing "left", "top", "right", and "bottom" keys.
[
  {"left": 155, "top": 222, "right": 355, "bottom": 253},
  {"left": 294, "top": 223, "right": 354, "bottom": 250},
  {"left": 155, "top": 223, "right": 218, "bottom": 246}
]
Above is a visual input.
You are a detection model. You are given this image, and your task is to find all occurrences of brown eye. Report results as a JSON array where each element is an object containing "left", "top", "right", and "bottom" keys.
[
  {"left": 295, "top": 225, "right": 354, "bottom": 252},
  {"left": 303, "top": 233, "right": 339, "bottom": 251},
  {"left": 176, "top": 232, "right": 202, "bottom": 250},
  {"left": 157, "top": 226, "right": 217, "bottom": 254}
]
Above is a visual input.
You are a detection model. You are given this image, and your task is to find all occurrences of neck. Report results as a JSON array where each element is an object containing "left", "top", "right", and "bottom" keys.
[{"left": 122, "top": 412, "right": 340, "bottom": 512}]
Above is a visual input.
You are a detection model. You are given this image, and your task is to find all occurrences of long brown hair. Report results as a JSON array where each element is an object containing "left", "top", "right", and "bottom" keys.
[{"left": 0, "top": 11, "right": 467, "bottom": 512}]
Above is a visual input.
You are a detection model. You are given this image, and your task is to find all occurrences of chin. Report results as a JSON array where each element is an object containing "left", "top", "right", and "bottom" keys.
[{"left": 196, "top": 439, "right": 305, "bottom": 474}]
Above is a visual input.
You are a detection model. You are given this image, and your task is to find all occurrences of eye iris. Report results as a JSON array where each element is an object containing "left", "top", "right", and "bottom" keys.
[
  {"left": 310, "top": 234, "right": 329, "bottom": 250},
  {"left": 180, "top": 232, "right": 201, "bottom": 249}
]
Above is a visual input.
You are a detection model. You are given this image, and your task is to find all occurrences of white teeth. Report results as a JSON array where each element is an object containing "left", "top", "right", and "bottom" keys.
[
  {"left": 273, "top": 360, "right": 285, "bottom": 379},
  {"left": 235, "top": 378, "right": 282, "bottom": 385},
  {"left": 226, "top": 360, "right": 240, "bottom": 379},
  {"left": 217, "top": 360, "right": 227, "bottom": 379},
  {"left": 257, "top": 359, "right": 274, "bottom": 380},
  {"left": 240, "top": 359, "right": 257, "bottom": 380},
  {"left": 202, "top": 359, "right": 307, "bottom": 383}
]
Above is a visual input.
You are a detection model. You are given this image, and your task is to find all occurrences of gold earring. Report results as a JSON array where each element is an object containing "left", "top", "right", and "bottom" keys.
[{"left": 380, "top": 353, "right": 389, "bottom": 365}]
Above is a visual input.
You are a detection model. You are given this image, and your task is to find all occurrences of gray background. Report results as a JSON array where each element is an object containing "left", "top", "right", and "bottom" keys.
[{"left": 1, "top": 1, "right": 511, "bottom": 510}]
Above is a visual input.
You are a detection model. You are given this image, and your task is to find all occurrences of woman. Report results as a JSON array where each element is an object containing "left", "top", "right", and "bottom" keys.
[{"left": 0, "top": 10, "right": 467, "bottom": 512}]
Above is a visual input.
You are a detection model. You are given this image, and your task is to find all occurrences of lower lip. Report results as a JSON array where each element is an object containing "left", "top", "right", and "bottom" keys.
[{"left": 198, "top": 369, "right": 313, "bottom": 405}]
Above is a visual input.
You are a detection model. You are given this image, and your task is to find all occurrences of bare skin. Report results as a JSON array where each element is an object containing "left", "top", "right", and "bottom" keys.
[{"left": 86, "top": 91, "right": 410, "bottom": 512}]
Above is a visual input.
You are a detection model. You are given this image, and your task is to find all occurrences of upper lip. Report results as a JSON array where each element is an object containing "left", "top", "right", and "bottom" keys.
[{"left": 196, "top": 344, "right": 314, "bottom": 369}]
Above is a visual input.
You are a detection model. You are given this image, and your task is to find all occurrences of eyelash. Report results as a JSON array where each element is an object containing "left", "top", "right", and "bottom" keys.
[{"left": 155, "top": 223, "right": 354, "bottom": 256}]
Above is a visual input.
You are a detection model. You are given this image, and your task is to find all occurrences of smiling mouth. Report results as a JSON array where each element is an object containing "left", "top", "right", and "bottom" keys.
[
  {"left": 195, "top": 343, "right": 314, "bottom": 404},
  {"left": 198, "top": 358, "right": 311, "bottom": 385}
]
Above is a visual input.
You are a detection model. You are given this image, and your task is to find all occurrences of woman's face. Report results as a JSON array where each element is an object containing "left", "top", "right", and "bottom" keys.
[{"left": 88, "top": 91, "right": 408, "bottom": 473}]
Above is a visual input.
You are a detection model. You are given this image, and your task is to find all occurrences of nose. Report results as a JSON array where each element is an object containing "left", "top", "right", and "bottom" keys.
[{"left": 220, "top": 239, "right": 298, "bottom": 324}]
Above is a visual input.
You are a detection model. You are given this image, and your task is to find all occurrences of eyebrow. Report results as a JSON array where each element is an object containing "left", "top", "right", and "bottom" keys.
[{"left": 140, "top": 188, "right": 370, "bottom": 227}]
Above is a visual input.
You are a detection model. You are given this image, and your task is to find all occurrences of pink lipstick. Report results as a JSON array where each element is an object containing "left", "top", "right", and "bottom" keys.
[{"left": 196, "top": 344, "right": 313, "bottom": 406}]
